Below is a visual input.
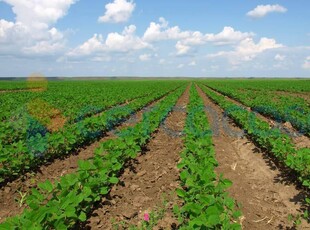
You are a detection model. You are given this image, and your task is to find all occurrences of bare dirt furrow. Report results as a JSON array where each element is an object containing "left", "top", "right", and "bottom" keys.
[
  {"left": 83, "top": 85, "right": 190, "bottom": 230},
  {"left": 196, "top": 85, "right": 309, "bottom": 230},
  {"left": 0, "top": 88, "right": 44, "bottom": 93},
  {"left": 204, "top": 85, "right": 310, "bottom": 149},
  {"left": 0, "top": 93, "right": 170, "bottom": 223}
]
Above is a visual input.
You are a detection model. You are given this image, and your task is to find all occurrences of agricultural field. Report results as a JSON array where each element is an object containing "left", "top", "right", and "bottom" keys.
[{"left": 0, "top": 78, "right": 309, "bottom": 229}]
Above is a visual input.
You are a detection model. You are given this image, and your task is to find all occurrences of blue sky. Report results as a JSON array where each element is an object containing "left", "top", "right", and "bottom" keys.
[{"left": 0, "top": 0, "right": 309, "bottom": 77}]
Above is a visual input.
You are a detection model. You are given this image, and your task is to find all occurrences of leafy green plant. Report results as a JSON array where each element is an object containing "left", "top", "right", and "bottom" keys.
[
  {"left": 199, "top": 84, "right": 310, "bottom": 223},
  {"left": 0, "top": 86, "right": 187, "bottom": 229},
  {"left": 0, "top": 84, "right": 184, "bottom": 183},
  {"left": 175, "top": 85, "right": 241, "bottom": 229}
]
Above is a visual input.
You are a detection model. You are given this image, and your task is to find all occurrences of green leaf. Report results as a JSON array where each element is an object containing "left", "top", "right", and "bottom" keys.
[
  {"left": 79, "top": 212, "right": 87, "bottom": 221},
  {"left": 78, "top": 160, "right": 96, "bottom": 171},
  {"left": 0, "top": 222, "right": 14, "bottom": 230},
  {"left": 221, "top": 178, "right": 233, "bottom": 189},
  {"left": 64, "top": 206, "right": 77, "bottom": 218},
  {"left": 303, "top": 210, "right": 309, "bottom": 219},
  {"left": 38, "top": 180, "right": 53, "bottom": 193},
  {"left": 183, "top": 203, "right": 202, "bottom": 215},
  {"left": 205, "top": 205, "right": 221, "bottom": 226},
  {"left": 190, "top": 216, "right": 206, "bottom": 227},
  {"left": 176, "top": 189, "right": 187, "bottom": 198},
  {"left": 303, "top": 180, "right": 310, "bottom": 187},
  {"left": 109, "top": 177, "right": 119, "bottom": 184},
  {"left": 173, "top": 205, "right": 180, "bottom": 215},
  {"left": 53, "top": 219, "right": 67, "bottom": 230}
]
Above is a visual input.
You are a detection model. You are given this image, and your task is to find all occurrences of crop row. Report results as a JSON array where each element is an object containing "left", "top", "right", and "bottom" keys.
[
  {"left": 0, "top": 81, "right": 184, "bottom": 123},
  {"left": 199, "top": 79, "right": 310, "bottom": 93},
  {"left": 0, "top": 85, "right": 187, "bottom": 229},
  {"left": 0, "top": 85, "right": 182, "bottom": 184},
  {"left": 203, "top": 83, "right": 310, "bottom": 136},
  {"left": 174, "top": 85, "right": 241, "bottom": 229},
  {"left": 199, "top": 85, "right": 310, "bottom": 219},
  {"left": 0, "top": 91, "right": 150, "bottom": 147},
  {"left": 0, "top": 81, "right": 183, "bottom": 146}
]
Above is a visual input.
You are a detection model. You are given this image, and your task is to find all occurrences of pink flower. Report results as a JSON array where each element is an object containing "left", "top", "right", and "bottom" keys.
[{"left": 144, "top": 213, "right": 150, "bottom": 222}]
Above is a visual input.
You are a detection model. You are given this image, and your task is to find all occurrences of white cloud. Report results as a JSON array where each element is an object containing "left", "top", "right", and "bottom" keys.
[
  {"left": 209, "top": 37, "right": 283, "bottom": 65},
  {"left": 0, "top": 19, "right": 15, "bottom": 40},
  {"left": 139, "top": 53, "right": 151, "bottom": 61},
  {"left": 49, "top": 27, "right": 64, "bottom": 40},
  {"left": 176, "top": 27, "right": 253, "bottom": 55},
  {"left": 205, "top": 27, "right": 254, "bottom": 45},
  {"left": 143, "top": 19, "right": 255, "bottom": 56},
  {"left": 179, "top": 31, "right": 205, "bottom": 46},
  {"left": 67, "top": 25, "right": 150, "bottom": 57},
  {"left": 3, "top": 0, "right": 77, "bottom": 30},
  {"left": 188, "top": 61, "right": 196, "bottom": 66},
  {"left": 143, "top": 17, "right": 190, "bottom": 42},
  {"left": 98, "top": 0, "right": 135, "bottom": 23},
  {"left": 175, "top": 41, "right": 191, "bottom": 55},
  {"left": 0, "top": 0, "right": 76, "bottom": 55},
  {"left": 67, "top": 34, "right": 105, "bottom": 57},
  {"left": 177, "top": 64, "right": 184, "bottom": 68},
  {"left": 144, "top": 18, "right": 253, "bottom": 46},
  {"left": 247, "top": 4, "right": 287, "bottom": 18},
  {"left": 274, "top": 54, "right": 286, "bottom": 61},
  {"left": 105, "top": 25, "right": 149, "bottom": 52},
  {"left": 23, "top": 41, "right": 65, "bottom": 55},
  {"left": 302, "top": 56, "right": 310, "bottom": 69},
  {"left": 91, "top": 56, "right": 111, "bottom": 62}
]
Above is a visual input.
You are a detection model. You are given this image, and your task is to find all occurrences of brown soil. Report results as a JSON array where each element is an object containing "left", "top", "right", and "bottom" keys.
[
  {"left": 27, "top": 99, "right": 67, "bottom": 132},
  {"left": 83, "top": 85, "right": 190, "bottom": 229},
  {"left": 0, "top": 138, "right": 105, "bottom": 223},
  {"left": 0, "top": 94, "right": 170, "bottom": 223},
  {"left": 196, "top": 85, "right": 309, "bottom": 229},
  {"left": 47, "top": 112, "right": 67, "bottom": 132},
  {"left": 0, "top": 88, "right": 45, "bottom": 93},
  {"left": 205, "top": 86, "right": 310, "bottom": 149}
]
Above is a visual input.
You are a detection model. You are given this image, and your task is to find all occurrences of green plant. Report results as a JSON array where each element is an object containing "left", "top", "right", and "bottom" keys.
[
  {"left": 0, "top": 86, "right": 187, "bottom": 229},
  {"left": 174, "top": 85, "right": 241, "bottom": 229}
]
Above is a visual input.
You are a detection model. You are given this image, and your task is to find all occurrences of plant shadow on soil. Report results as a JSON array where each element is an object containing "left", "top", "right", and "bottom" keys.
[
  {"left": 241, "top": 131, "right": 309, "bottom": 227},
  {"left": 75, "top": 144, "right": 152, "bottom": 229}
]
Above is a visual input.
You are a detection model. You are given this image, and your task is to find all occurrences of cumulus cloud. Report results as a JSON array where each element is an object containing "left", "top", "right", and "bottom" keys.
[
  {"left": 143, "top": 17, "right": 190, "bottom": 42},
  {"left": 98, "top": 0, "right": 135, "bottom": 23},
  {"left": 23, "top": 40, "right": 65, "bottom": 55},
  {"left": 143, "top": 19, "right": 255, "bottom": 55},
  {"left": 139, "top": 54, "right": 152, "bottom": 61},
  {"left": 0, "top": 0, "right": 77, "bottom": 55},
  {"left": 302, "top": 56, "right": 310, "bottom": 69},
  {"left": 67, "top": 34, "right": 105, "bottom": 57},
  {"left": 175, "top": 41, "right": 191, "bottom": 55},
  {"left": 179, "top": 27, "right": 253, "bottom": 55},
  {"left": 67, "top": 25, "right": 150, "bottom": 57},
  {"left": 247, "top": 4, "right": 287, "bottom": 18},
  {"left": 0, "top": 19, "right": 16, "bottom": 41},
  {"left": 105, "top": 25, "right": 149, "bottom": 52},
  {"left": 3, "top": 0, "right": 77, "bottom": 29},
  {"left": 274, "top": 54, "right": 286, "bottom": 61},
  {"left": 205, "top": 27, "right": 254, "bottom": 45},
  {"left": 209, "top": 37, "right": 283, "bottom": 65}
]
